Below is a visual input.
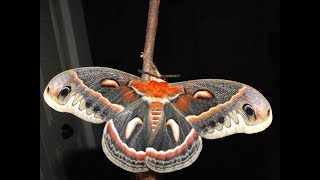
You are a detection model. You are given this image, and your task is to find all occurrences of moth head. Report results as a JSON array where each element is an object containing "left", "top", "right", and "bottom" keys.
[
  {"left": 240, "top": 87, "right": 272, "bottom": 127},
  {"left": 43, "top": 71, "right": 76, "bottom": 112}
]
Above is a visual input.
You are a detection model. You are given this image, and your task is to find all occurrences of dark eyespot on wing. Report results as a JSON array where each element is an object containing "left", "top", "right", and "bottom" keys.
[
  {"left": 85, "top": 101, "right": 92, "bottom": 108},
  {"left": 60, "top": 86, "right": 71, "bottom": 97},
  {"left": 93, "top": 106, "right": 100, "bottom": 112},
  {"left": 243, "top": 104, "right": 254, "bottom": 116},
  {"left": 208, "top": 120, "right": 216, "bottom": 128},
  {"left": 218, "top": 117, "right": 225, "bottom": 123}
]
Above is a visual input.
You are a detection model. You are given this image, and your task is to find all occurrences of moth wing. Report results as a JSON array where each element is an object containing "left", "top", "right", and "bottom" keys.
[
  {"left": 43, "top": 67, "right": 142, "bottom": 123},
  {"left": 103, "top": 98, "right": 203, "bottom": 173},
  {"left": 102, "top": 99, "right": 151, "bottom": 173},
  {"left": 145, "top": 102, "right": 202, "bottom": 173},
  {"left": 170, "top": 79, "right": 272, "bottom": 139}
]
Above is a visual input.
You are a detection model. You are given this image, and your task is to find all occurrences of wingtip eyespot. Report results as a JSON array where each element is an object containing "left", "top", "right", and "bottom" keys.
[
  {"left": 60, "top": 86, "right": 71, "bottom": 97},
  {"left": 242, "top": 104, "right": 255, "bottom": 117}
]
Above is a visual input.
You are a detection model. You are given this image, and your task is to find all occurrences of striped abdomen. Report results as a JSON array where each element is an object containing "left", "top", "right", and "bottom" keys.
[{"left": 150, "top": 101, "right": 163, "bottom": 131}]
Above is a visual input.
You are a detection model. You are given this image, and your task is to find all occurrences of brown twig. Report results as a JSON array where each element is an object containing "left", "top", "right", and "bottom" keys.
[
  {"left": 136, "top": 171, "right": 156, "bottom": 180},
  {"left": 141, "top": 0, "right": 161, "bottom": 81},
  {"left": 136, "top": 0, "right": 160, "bottom": 179}
]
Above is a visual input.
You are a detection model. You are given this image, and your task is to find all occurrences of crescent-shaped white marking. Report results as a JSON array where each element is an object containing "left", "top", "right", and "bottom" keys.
[
  {"left": 193, "top": 90, "right": 213, "bottom": 99},
  {"left": 101, "top": 79, "right": 120, "bottom": 88},
  {"left": 166, "top": 119, "right": 180, "bottom": 142},
  {"left": 125, "top": 117, "right": 143, "bottom": 139}
]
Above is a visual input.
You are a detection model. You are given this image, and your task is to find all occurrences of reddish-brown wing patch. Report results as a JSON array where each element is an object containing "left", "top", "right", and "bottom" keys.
[
  {"left": 121, "top": 86, "right": 139, "bottom": 103},
  {"left": 174, "top": 94, "right": 192, "bottom": 113}
]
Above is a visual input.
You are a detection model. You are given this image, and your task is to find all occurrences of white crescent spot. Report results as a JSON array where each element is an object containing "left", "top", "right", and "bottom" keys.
[
  {"left": 125, "top": 117, "right": 143, "bottom": 139},
  {"left": 193, "top": 90, "right": 213, "bottom": 99},
  {"left": 166, "top": 119, "right": 180, "bottom": 142},
  {"left": 101, "top": 79, "right": 120, "bottom": 88}
]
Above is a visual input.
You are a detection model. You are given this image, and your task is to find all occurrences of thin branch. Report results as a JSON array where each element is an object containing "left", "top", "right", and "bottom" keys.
[
  {"left": 136, "top": 171, "right": 156, "bottom": 180},
  {"left": 136, "top": 0, "right": 161, "bottom": 179},
  {"left": 141, "top": 0, "right": 161, "bottom": 81}
]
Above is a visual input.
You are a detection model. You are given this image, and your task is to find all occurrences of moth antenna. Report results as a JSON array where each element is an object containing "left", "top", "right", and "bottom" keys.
[
  {"left": 137, "top": 69, "right": 161, "bottom": 79},
  {"left": 161, "top": 74, "right": 181, "bottom": 79},
  {"left": 138, "top": 69, "right": 181, "bottom": 80}
]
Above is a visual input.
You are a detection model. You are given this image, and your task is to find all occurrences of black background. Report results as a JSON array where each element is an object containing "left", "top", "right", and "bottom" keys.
[{"left": 64, "top": 0, "right": 280, "bottom": 179}]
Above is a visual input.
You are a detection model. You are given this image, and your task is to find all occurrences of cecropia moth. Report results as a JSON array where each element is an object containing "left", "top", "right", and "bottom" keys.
[{"left": 43, "top": 67, "right": 272, "bottom": 173}]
